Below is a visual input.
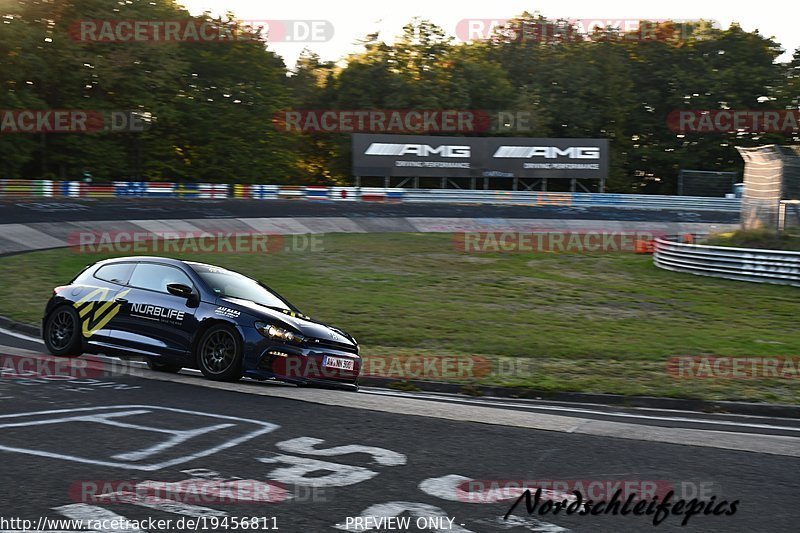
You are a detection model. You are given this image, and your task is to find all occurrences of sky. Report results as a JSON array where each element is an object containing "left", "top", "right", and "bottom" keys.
[{"left": 180, "top": 0, "right": 797, "bottom": 68}]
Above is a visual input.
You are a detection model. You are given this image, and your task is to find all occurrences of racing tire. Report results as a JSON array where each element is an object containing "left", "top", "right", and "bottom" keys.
[
  {"left": 147, "top": 360, "right": 183, "bottom": 373},
  {"left": 196, "top": 325, "right": 243, "bottom": 382},
  {"left": 43, "top": 305, "right": 83, "bottom": 357}
]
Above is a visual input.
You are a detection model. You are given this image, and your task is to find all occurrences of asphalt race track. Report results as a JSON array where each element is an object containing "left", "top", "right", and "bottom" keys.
[
  {"left": 0, "top": 331, "right": 798, "bottom": 533},
  {"left": 0, "top": 198, "right": 738, "bottom": 224}
]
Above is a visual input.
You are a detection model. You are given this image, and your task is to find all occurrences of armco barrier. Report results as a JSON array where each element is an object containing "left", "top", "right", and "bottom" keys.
[
  {"left": 0, "top": 179, "right": 741, "bottom": 211},
  {"left": 330, "top": 186, "right": 357, "bottom": 201},
  {"left": 0, "top": 179, "right": 54, "bottom": 197},
  {"left": 400, "top": 189, "right": 738, "bottom": 211},
  {"left": 654, "top": 237, "right": 800, "bottom": 287},
  {"left": 233, "top": 184, "right": 278, "bottom": 199}
]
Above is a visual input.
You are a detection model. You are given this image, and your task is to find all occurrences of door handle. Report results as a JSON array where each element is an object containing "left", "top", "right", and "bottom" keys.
[{"left": 115, "top": 298, "right": 129, "bottom": 304}]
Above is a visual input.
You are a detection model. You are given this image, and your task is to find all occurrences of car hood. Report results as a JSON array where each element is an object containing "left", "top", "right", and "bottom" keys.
[{"left": 219, "top": 297, "right": 357, "bottom": 347}]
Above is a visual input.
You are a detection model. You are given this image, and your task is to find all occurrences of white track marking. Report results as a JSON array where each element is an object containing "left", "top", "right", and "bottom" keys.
[
  {"left": 95, "top": 491, "right": 226, "bottom": 518},
  {"left": 9, "top": 342, "right": 796, "bottom": 435},
  {"left": 0, "top": 343, "right": 797, "bottom": 455},
  {"left": 0, "top": 405, "right": 279, "bottom": 471},
  {"left": 0, "top": 335, "right": 794, "bottom": 433},
  {"left": 0, "top": 327, "right": 42, "bottom": 344},
  {"left": 276, "top": 437, "right": 407, "bottom": 466},
  {"left": 418, "top": 474, "right": 474, "bottom": 502},
  {"left": 259, "top": 454, "right": 377, "bottom": 487},
  {"left": 364, "top": 389, "right": 800, "bottom": 433},
  {"left": 54, "top": 503, "right": 146, "bottom": 532}
]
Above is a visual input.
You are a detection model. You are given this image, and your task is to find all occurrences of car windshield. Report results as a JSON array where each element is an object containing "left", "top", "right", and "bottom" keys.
[{"left": 189, "top": 263, "right": 293, "bottom": 311}]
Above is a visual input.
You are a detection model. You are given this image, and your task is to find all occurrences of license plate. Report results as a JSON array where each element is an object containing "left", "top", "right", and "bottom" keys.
[{"left": 324, "top": 356, "right": 354, "bottom": 371}]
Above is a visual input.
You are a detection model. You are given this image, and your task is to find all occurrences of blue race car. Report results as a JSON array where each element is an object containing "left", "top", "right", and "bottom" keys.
[{"left": 42, "top": 257, "right": 360, "bottom": 390}]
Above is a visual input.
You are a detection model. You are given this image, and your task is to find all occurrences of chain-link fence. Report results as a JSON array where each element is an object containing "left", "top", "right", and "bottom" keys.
[{"left": 677, "top": 169, "right": 738, "bottom": 197}]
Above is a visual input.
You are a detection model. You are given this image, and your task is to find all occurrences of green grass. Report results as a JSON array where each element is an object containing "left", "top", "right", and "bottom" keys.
[
  {"left": 705, "top": 228, "right": 800, "bottom": 251},
  {"left": 2, "top": 232, "right": 799, "bottom": 403}
]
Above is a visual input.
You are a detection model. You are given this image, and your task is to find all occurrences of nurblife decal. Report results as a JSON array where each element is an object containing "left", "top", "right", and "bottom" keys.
[
  {"left": 74, "top": 287, "right": 131, "bottom": 338},
  {"left": 130, "top": 303, "right": 186, "bottom": 324}
]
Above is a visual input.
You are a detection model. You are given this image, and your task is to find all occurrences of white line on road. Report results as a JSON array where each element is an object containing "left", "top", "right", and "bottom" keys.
[
  {"left": 54, "top": 503, "right": 146, "bottom": 532},
  {"left": 0, "top": 327, "right": 42, "bottom": 344},
  {"left": 363, "top": 389, "right": 800, "bottom": 433},
  {"left": 95, "top": 492, "right": 226, "bottom": 518},
  {"left": 1, "top": 337, "right": 796, "bottom": 433},
  {"left": 0, "top": 405, "right": 279, "bottom": 471},
  {"left": 1, "top": 342, "right": 798, "bottom": 456}
]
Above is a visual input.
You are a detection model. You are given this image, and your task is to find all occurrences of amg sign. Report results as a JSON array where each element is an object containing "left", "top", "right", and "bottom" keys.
[
  {"left": 365, "top": 143, "right": 471, "bottom": 158},
  {"left": 485, "top": 137, "right": 608, "bottom": 179},
  {"left": 352, "top": 134, "right": 608, "bottom": 179},
  {"left": 493, "top": 146, "right": 601, "bottom": 159},
  {"left": 353, "top": 134, "right": 484, "bottom": 177}
]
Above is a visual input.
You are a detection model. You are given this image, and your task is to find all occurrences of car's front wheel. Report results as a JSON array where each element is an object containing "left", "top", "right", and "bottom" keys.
[
  {"left": 43, "top": 306, "right": 83, "bottom": 357},
  {"left": 196, "top": 325, "right": 243, "bottom": 382}
]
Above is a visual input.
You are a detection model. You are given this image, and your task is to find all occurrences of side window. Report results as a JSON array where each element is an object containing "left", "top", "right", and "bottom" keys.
[
  {"left": 94, "top": 263, "right": 134, "bottom": 285},
  {"left": 129, "top": 263, "right": 192, "bottom": 294}
]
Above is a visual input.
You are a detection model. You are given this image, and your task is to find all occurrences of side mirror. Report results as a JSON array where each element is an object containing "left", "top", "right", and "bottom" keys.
[{"left": 166, "top": 283, "right": 193, "bottom": 298}]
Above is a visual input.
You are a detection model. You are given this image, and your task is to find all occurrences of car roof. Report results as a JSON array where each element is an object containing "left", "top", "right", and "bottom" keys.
[{"left": 94, "top": 256, "right": 192, "bottom": 268}]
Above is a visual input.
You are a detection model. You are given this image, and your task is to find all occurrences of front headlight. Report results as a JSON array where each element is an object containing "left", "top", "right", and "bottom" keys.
[{"left": 255, "top": 321, "right": 306, "bottom": 344}]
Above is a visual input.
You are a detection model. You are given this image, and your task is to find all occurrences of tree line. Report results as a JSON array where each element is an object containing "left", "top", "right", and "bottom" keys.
[{"left": 1, "top": 0, "right": 798, "bottom": 193}]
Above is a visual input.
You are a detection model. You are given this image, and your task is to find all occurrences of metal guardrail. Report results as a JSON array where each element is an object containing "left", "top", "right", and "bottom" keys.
[
  {"left": 0, "top": 179, "right": 742, "bottom": 211},
  {"left": 400, "top": 189, "right": 740, "bottom": 211},
  {"left": 654, "top": 237, "right": 800, "bottom": 287}
]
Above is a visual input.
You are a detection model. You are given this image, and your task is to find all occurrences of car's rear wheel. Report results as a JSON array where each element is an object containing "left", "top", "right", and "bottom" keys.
[
  {"left": 43, "top": 306, "right": 83, "bottom": 357},
  {"left": 147, "top": 360, "right": 182, "bottom": 373},
  {"left": 196, "top": 325, "right": 243, "bottom": 382}
]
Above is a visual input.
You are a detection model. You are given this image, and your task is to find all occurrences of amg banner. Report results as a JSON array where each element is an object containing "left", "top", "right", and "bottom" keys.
[
  {"left": 352, "top": 134, "right": 484, "bottom": 178},
  {"left": 485, "top": 137, "right": 609, "bottom": 179},
  {"left": 352, "top": 134, "right": 609, "bottom": 178}
]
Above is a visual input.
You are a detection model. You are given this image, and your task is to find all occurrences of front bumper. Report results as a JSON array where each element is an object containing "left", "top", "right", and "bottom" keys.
[{"left": 242, "top": 328, "right": 360, "bottom": 388}]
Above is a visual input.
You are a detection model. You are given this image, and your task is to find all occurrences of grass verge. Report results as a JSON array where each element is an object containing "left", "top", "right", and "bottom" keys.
[
  {"left": 1, "top": 232, "right": 798, "bottom": 403},
  {"left": 705, "top": 229, "right": 800, "bottom": 251}
]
